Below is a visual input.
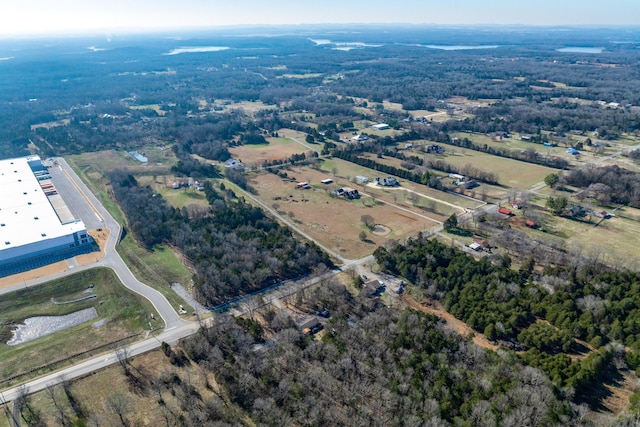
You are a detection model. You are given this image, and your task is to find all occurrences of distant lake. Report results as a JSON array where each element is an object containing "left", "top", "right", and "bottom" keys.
[
  {"left": 423, "top": 45, "right": 499, "bottom": 50},
  {"left": 164, "top": 46, "right": 230, "bottom": 55},
  {"left": 556, "top": 47, "right": 604, "bottom": 53},
  {"left": 309, "top": 39, "right": 332, "bottom": 45},
  {"left": 310, "top": 39, "right": 382, "bottom": 50}
]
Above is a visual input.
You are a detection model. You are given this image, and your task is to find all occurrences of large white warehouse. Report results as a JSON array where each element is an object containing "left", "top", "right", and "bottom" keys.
[{"left": 0, "top": 155, "right": 92, "bottom": 277}]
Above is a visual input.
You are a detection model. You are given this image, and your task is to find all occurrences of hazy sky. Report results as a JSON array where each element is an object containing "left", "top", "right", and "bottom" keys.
[{"left": 1, "top": 0, "right": 639, "bottom": 36}]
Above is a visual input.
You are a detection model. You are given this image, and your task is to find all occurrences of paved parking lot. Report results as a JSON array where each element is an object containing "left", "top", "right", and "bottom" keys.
[{"left": 47, "top": 164, "right": 104, "bottom": 230}]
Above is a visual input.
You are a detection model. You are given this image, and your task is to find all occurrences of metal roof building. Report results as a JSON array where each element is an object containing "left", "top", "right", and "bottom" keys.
[{"left": 0, "top": 155, "right": 92, "bottom": 277}]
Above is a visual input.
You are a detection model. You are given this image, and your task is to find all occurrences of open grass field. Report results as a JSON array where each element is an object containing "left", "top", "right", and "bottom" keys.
[
  {"left": 417, "top": 142, "right": 556, "bottom": 189},
  {"left": 134, "top": 175, "right": 211, "bottom": 210},
  {"left": 214, "top": 100, "right": 275, "bottom": 115},
  {"left": 228, "top": 137, "right": 310, "bottom": 165},
  {"left": 249, "top": 168, "right": 439, "bottom": 259},
  {"left": 29, "top": 118, "right": 71, "bottom": 131},
  {"left": 277, "top": 72, "right": 323, "bottom": 79},
  {"left": 0, "top": 268, "right": 159, "bottom": 387},
  {"left": 129, "top": 104, "right": 166, "bottom": 116},
  {"left": 69, "top": 149, "right": 175, "bottom": 177},
  {"left": 550, "top": 215, "right": 640, "bottom": 270}
]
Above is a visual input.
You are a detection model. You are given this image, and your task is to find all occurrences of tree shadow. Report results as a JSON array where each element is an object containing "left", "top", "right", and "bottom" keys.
[{"left": 574, "top": 364, "right": 626, "bottom": 412}]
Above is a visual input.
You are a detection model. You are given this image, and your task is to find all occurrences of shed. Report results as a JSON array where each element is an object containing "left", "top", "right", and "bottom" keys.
[
  {"left": 498, "top": 207, "right": 512, "bottom": 216},
  {"left": 351, "top": 134, "right": 368, "bottom": 142},
  {"left": 468, "top": 242, "right": 482, "bottom": 251},
  {"left": 298, "top": 317, "right": 323, "bottom": 335}
]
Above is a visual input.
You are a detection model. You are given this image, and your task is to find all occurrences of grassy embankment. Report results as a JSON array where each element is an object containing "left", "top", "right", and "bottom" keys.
[{"left": 0, "top": 268, "right": 159, "bottom": 388}]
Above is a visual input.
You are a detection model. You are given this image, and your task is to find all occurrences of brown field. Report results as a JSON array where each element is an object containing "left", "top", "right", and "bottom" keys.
[
  {"left": 250, "top": 168, "right": 439, "bottom": 259},
  {"left": 228, "top": 137, "right": 311, "bottom": 166},
  {"left": 29, "top": 118, "right": 71, "bottom": 131}
]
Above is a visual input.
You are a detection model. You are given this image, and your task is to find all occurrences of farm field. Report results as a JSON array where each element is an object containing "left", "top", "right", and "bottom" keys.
[
  {"left": 228, "top": 136, "right": 311, "bottom": 165},
  {"left": 249, "top": 168, "right": 439, "bottom": 259},
  {"left": 0, "top": 268, "right": 159, "bottom": 388},
  {"left": 451, "top": 131, "right": 633, "bottom": 165}
]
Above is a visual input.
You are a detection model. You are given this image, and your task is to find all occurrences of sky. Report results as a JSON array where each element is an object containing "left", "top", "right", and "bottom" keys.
[{"left": 1, "top": 0, "right": 639, "bottom": 36}]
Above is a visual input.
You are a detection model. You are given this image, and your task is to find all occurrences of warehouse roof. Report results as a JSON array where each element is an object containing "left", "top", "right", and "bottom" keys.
[{"left": 0, "top": 156, "right": 86, "bottom": 253}]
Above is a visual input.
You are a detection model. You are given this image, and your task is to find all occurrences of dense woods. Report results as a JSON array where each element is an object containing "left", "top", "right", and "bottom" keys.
[
  {"left": 374, "top": 235, "right": 640, "bottom": 391},
  {"left": 109, "top": 171, "right": 331, "bottom": 305},
  {"left": 180, "top": 286, "right": 584, "bottom": 426}
]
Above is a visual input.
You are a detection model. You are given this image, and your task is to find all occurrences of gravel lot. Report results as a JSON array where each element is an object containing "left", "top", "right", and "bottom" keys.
[{"left": 7, "top": 308, "right": 98, "bottom": 346}]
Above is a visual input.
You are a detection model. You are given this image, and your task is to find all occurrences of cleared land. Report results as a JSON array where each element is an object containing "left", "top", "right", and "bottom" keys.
[
  {"left": 228, "top": 137, "right": 311, "bottom": 165},
  {"left": 250, "top": 167, "right": 439, "bottom": 259},
  {"left": 0, "top": 268, "right": 159, "bottom": 388}
]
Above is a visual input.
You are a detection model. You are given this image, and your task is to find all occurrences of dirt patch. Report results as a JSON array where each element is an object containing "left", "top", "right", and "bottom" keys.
[
  {"left": 401, "top": 294, "right": 499, "bottom": 352},
  {"left": 599, "top": 371, "right": 637, "bottom": 416},
  {"left": 0, "top": 261, "right": 68, "bottom": 289},
  {"left": 371, "top": 224, "right": 391, "bottom": 236},
  {"left": 76, "top": 228, "right": 109, "bottom": 265}
]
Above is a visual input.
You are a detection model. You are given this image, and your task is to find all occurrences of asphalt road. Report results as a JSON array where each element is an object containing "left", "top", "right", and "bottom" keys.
[
  {"left": 0, "top": 321, "right": 200, "bottom": 403},
  {"left": 0, "top": 152, "right": 489, "bottom": 404},
  {"left": 0, "top": 160, "right": 189, "bottom": 325}
]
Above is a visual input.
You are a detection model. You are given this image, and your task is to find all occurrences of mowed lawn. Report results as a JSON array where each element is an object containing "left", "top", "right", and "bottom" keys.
[
  {"left": 228, "top": 137, "right": 311, "bottom": 165},
  {"left": 250, "top": 168, "right": 439, "bottom": 259}
]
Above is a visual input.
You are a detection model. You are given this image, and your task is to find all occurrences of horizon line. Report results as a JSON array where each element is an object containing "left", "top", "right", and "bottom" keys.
[{"left": 2, "top": 22, "right": 640, "bottom": 39}]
